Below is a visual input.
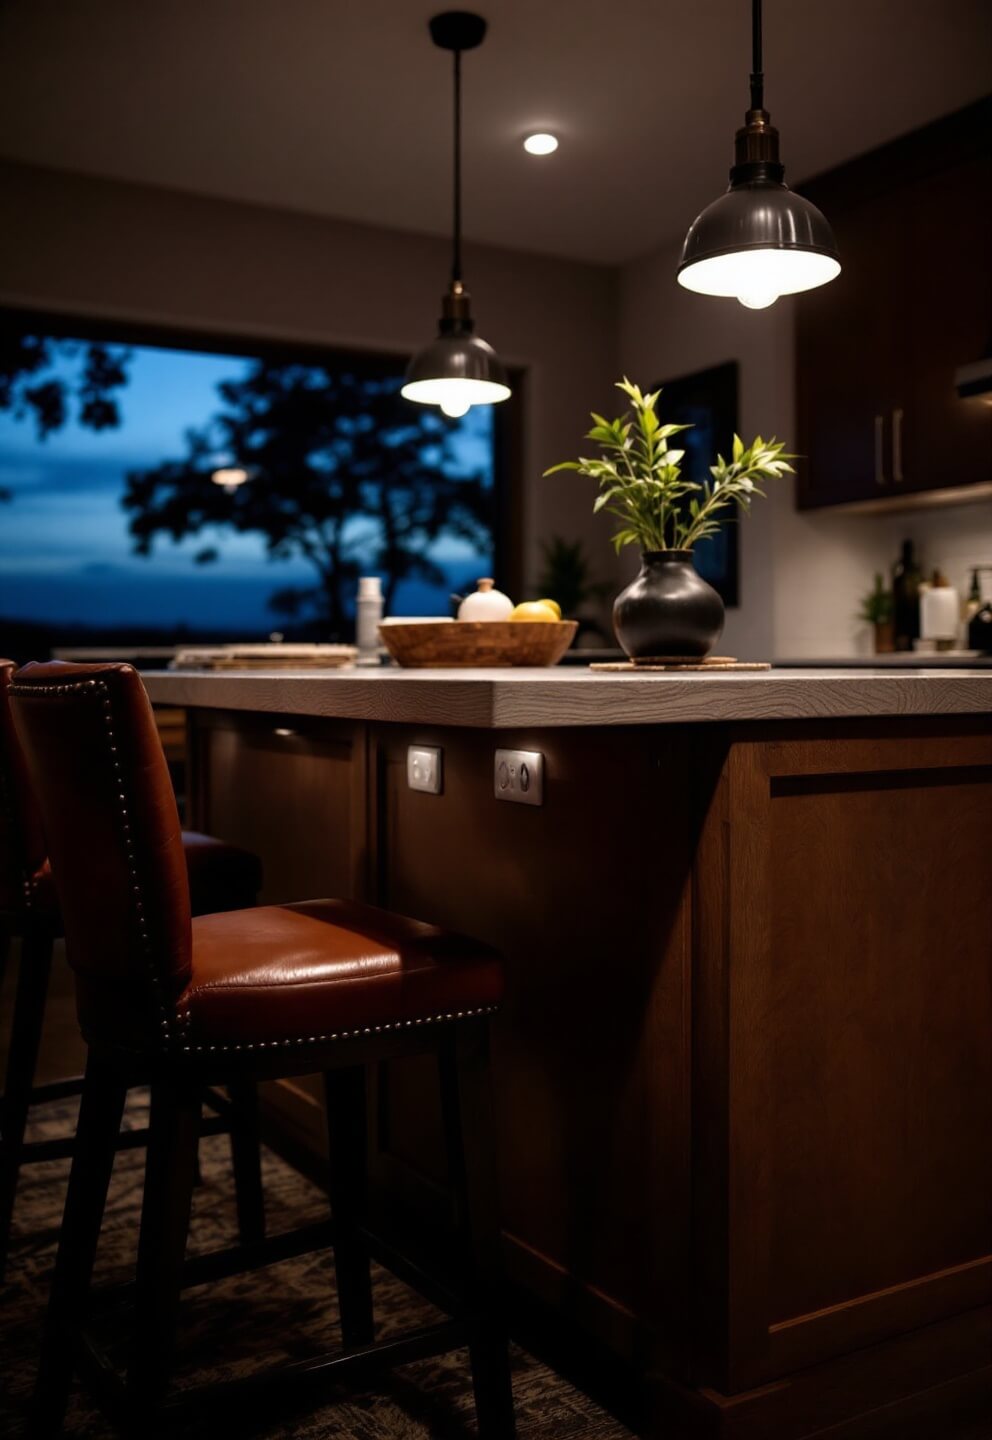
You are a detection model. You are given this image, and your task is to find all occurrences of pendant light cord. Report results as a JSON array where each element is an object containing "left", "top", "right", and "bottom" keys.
[
  {"left": 749, "top": 0, "right": 764, "bottom": 111},
  {"left": 451, "top": 46, "right": 463, "bottom": 286}
]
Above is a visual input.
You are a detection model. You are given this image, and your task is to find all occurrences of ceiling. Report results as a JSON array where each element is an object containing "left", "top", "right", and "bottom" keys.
[{"left": 0, "top": 0, "right": 989, "bottom": 266}]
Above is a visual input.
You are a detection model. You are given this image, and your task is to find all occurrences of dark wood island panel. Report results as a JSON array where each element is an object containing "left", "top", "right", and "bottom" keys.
[
  {"left": 689, "top": 724, "right": 992, "bottom": 1422},
  {"left": 182, "top": 704, "right": 992, "bottom": 1438}
]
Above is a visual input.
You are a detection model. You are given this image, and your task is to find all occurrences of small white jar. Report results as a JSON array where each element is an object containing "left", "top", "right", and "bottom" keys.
[{"left": 458, "top": 578, "right": 514, "bottom": 622}]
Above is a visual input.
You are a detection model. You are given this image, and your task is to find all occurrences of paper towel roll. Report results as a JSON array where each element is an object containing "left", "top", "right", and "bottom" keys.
[{"left": 921, "top": 583, "right": 959, "bottom": 641}]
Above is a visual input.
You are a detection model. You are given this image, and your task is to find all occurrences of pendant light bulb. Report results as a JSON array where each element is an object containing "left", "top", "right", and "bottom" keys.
[
  {"left": 677, "top": 0, "right": 840, "bottom": 307},
  {"left": 402, "top": 13, "right": 510, "bottom": 417},
  {"left": 738, "top": 288, "right": 778, "bottom": 310},
  {"left": 440, "top": 393, "right": 472, "bottom": 418}
]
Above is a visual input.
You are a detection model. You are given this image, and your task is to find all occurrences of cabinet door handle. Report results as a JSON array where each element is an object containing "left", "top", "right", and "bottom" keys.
[
  {"left": 874, "top": 415, "right": 885, "bottom": 485},
  {"left": 892, "top": 408, "right": 904, "bottom": 483}
]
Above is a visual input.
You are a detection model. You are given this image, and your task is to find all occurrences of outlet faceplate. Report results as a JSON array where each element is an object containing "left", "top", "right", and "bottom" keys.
[
  {"left": 407, "top": 745, "right": 442, "bottom": 794},
  {"left": 494, "top": 748, "right": 544, "bottom": 806}
]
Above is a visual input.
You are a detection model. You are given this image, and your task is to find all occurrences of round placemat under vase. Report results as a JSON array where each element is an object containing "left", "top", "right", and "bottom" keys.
[{"left": 589, "top": 655, "right": 771, "bottom": 672}]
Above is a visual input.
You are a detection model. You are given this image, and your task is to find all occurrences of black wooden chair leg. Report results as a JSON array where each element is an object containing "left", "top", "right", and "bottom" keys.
[
  {"left": 227, "top": 1078, "right": 265, "bottom": 1246},
  {"left": 0, "top": 921, "right": 10, "bottom": 1001},
  {"left": 28, "top": 1053, "right": 127, "bottom": 1439},
  {"left": 126, "top": 1075, "right": 201, "bottom": 1415},
  {"left": 0, "top": 927, "right": 53, "bottom": 1283},
  {"left": 440, "top": 1020, "right": 516, "bottom": 1440},
  {"left": 323, "top": 1065, "right": 375, "bottom": 1349}
]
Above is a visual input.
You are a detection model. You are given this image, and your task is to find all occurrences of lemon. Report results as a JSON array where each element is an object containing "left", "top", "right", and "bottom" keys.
[
  {"left": 538, "top": 598, "right": 562, "bottom": 619},
  {"left": 510, "top": 601, "right": 558, "bottom": 623}
]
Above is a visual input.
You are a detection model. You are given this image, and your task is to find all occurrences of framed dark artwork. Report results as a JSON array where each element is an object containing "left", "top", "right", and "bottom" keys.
[{"left": 651, "top": 360, "right": 740, "bottom": 606}]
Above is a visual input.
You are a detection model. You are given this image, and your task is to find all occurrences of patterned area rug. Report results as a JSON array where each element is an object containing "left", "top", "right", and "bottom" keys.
[{"left": 0, "top": 1092, "right": 635, "bottom": 1439}]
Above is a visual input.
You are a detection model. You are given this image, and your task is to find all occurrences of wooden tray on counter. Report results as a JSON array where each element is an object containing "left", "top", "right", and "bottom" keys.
[
  {"left": 171, "top": 644, "right": 357, "bottom": 670},
  {"left": 379, "top": 620, "right": 578, "bottom": 668}
]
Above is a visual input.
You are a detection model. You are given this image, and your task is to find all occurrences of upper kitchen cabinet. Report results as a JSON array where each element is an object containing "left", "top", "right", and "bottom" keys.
[{"left": 795, "top": 99, "right": 992, "bottom": 511}]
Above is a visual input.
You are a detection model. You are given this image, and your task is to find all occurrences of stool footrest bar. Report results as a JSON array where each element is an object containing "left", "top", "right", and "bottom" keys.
[
  {"left": 76, "top": 1319, "right": 468, "bottom": 1424},
  {"left": 174, "top": 1319, "right": 469, "bottom": 1412},
  {"left": 27, "top": 1075, "right": 86, "bottom": 1104},
  {"left": 7, "top": 1113, "right": 230, "bottom": 1166},
  {"left": 90, "top": 1219, "right": 336, "bottom": 1313}
]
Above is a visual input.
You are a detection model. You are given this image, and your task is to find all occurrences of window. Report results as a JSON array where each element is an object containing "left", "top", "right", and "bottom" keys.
[{"left": 0, "top": 323, "right": 498, "bottom": 652}]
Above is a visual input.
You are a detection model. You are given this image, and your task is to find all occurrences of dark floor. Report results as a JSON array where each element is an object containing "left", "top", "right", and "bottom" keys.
[
  {"left": 2, "top": 950, "right": 989, "bottom": 1440},
  {"left": 0, "top": 950, "right": 633, "bottom": 1439}
]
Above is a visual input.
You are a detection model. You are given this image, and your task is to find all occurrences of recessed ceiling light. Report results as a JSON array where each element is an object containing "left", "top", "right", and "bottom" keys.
[{"left": 523, "top": 132, "right": 558, "bottom": 156}]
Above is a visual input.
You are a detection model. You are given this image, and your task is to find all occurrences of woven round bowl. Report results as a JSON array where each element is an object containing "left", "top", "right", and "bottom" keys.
[{"left": 378, "top": 620, "right": 578, "bottom": 668}]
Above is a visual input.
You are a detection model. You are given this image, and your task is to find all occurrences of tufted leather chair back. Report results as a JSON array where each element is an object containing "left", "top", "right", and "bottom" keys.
[
  {"left": 0, "top": 660, "right": 48, "bottom": 917},
  {"left": 9, "top": 661, "right": 192, "bottom": 1050}
]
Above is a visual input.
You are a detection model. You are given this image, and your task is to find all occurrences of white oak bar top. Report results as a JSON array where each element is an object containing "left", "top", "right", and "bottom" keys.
[{"left": 141, "top": 666, "right": 992, "bottom": 728}]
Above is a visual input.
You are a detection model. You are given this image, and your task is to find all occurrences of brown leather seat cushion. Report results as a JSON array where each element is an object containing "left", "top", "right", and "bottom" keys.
[{"left": 179, "top": 899, "right": 503, "bottom": 1052}]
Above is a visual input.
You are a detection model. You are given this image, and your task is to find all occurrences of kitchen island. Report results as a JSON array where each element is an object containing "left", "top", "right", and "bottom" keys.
[{"left": 143, "top": 666, "right": 992, "bottom": 1439}]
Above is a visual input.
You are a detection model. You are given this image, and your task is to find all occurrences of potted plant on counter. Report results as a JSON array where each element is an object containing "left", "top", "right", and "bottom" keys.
[
  {"left": 858, "top": 573, "right": 896, "bottom": 654},
  {"left": 536, "top": 535, "right": 613, "bottom": 645},
  {"left": 545, "top": 379, "right": 792, "bottom": 660}
]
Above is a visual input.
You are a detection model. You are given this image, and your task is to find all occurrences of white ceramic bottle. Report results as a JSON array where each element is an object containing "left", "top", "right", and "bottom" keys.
[
  {"left": 355, "top": 575, "right": 384, "bottom": 664},
  {"left": 457, "top": 578, "right": 514, "bottom": 622}
]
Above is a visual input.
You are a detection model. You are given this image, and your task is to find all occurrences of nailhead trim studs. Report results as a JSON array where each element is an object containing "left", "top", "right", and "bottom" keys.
[
  {"left": 10, "top": 676, "right": 178, "bottom": 1047},
  {"left": 177, "top": 1002, "right": 499, "bottom": 1055}
]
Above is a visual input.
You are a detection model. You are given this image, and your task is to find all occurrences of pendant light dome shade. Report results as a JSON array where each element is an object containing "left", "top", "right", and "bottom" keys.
[
  {"left": 678, "top": 0, "right": 839, "bottom": 309},
  {"left": 402, "top": 12, "right": 510, "bottom": 418},
  {"left": 402, "top": 335, "right": 510, "bottom": 417},
  {"left": 678, "top": 184, "right": 840, "bottom": 308},
  {"left": 402, "top": 281, "right": 510, "bottom": 417}
]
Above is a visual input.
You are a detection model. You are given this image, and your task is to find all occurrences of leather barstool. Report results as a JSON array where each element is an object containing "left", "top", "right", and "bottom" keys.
[
  {"left": 0, "top": 659, "right": 266, "bottom": 1282},
  {"left": 10, "top": 661, "right": 514, "bottom": 1439}
]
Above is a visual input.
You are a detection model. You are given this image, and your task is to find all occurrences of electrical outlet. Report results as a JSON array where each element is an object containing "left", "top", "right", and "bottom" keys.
[
  {"left": 407, "top": 745, "right": 442, "bottom": 794},
  {"left": 494, "top": 749, "right": 544, "bottom": 806}
]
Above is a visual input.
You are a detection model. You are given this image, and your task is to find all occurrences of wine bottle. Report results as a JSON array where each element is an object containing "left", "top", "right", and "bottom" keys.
[{"left": 892, "top": 539, "right": 922, "bottom": 652}]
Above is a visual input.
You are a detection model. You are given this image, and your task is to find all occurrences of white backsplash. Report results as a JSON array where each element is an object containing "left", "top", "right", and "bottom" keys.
[{"left": 771, "top": 491, "right": 992, "bottom": 658}]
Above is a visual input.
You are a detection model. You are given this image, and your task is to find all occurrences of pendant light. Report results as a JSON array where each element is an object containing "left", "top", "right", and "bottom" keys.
[
  {"left": 678, "top": 0, "right": 840, "bottom": 309},
  {"left": 401, "top": 11, "right": 510, "bottom": 419}
]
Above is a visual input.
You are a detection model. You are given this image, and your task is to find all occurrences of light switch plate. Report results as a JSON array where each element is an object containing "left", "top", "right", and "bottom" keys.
[
  {"left": 494, "top": 748, "right": 544, "bottom": 806},
  {"left": 407, "top": 745, "right": 442, "bottom": 794}
]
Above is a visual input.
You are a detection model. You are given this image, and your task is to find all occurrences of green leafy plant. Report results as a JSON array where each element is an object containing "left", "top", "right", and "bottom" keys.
[
  {"left": 545, "top": 377, "right": 793, "bottom": 554},
  {"left": 858, "top": 573, "right": 894, "bottom": 626},
  {"left": 536, "top": 536, "right": 612, "bottom": 618}
]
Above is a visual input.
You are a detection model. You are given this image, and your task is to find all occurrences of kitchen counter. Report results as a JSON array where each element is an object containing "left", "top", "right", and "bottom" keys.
[
  {"left": 777, "top": 653, "right": 992, "bottom": 669},
  {"left": 141, "top": 664, "right": 992, "bottom": 727},
  {"left": 156, "top": 663, "right": 992, "bottom": 1438}
]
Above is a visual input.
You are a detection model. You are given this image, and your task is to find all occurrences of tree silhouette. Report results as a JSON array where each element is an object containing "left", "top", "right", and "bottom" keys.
[
  {"left": 0, "top": 332, "right": 130, "bottom": 441},
  {"left": 122, "top": 361, "right": 492, "bottom": 636}
]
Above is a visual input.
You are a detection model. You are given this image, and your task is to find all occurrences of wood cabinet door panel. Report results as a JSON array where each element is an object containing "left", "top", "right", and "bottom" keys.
[
  {"left": 795, "top": 191, "right": 910, "bottom": 509},
  {"left": 189, "top": 710, "right": 367, "bottom": 905},
  {"left": 905, "top": 153, "right": 992, "bottom": 495},
  {"left": 695, "top": 726, "right": 992, "bottom": 1392},
  {"left": 188, "top": 711, "right": 369, "bottom": 1161},
  {"left": 795, "top": 104, "right": 992, "bottom": 509},
  {"left": 368, "top": 722, "right": 694, "bottom": 1369}
]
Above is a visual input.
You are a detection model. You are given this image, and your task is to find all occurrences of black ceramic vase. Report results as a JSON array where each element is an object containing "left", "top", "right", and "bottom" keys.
[{"left": 613, "top": 550, "right": 725, "bottom": 660}]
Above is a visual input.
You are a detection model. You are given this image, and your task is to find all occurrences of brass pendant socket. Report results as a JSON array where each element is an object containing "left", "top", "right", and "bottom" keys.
[
  {"left": 731, "top": 109, "right": 785, "bottom": 185},
  {"left": 439, "top": 283, "right": 475, "bottom": 335}
]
